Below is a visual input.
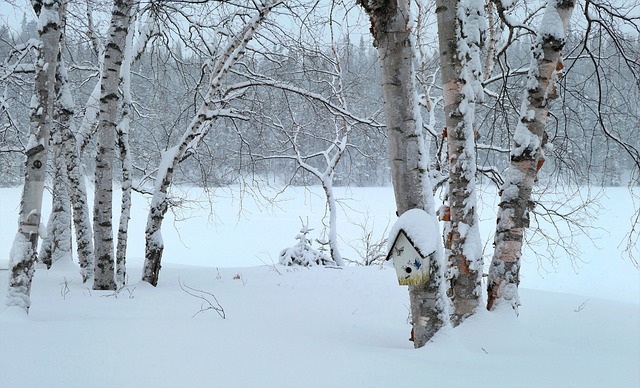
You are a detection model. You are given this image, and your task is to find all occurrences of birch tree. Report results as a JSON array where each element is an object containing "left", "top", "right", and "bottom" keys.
[
  {"left": 487, "top": 0, "right": 575, "bottom": 310},
  {"left": 61, "top": 70, "right": 95, "bottom": 282},
  {"left": 93, "top": 0, "right": 136, "bottom": 291},
  {"left": 436, "top": 0, "right": 485, "bottom": 325},
  {"left": 38, "top": 1, "right": 74, "bottom": 270},
  {"left": 116, "top": 7, "right": 156, "bottom": 287},
  {"left": 358, "top": 0, "right": 447, "bottom": 347},
  {"left": 6, "top": 0, "right": 62, "bottom": 312},
  {"left": 142, "top": 0, "right": 277, "bottom": 286},
  {"left": 38, "top": 115, "right": 73, "bottom": 269}
]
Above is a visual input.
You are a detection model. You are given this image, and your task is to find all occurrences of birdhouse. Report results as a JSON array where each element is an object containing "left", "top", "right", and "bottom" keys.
[{"left": 386, "top": 229, "right": 431, "bottom": 286}]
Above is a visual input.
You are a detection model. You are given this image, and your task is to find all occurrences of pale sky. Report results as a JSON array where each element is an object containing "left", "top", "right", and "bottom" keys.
[{"left": 1, "top": 0, "right": 31, "bottom": 32}]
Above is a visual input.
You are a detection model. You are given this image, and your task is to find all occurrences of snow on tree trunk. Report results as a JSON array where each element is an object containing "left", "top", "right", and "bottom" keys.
[
  {"left": 93, "top": 0, "right": 135, "bottom": 291},
  {"left": 77, "top": 80, "right": 101, "bottom": 157},
  {"left": 142, "top": 1, "right": 276, "bottom": 286},
  {"left": 39, "top": 6, "right": 76, "bottom": 270},
  {"left": 487, "top": 0, "right": 575, "bottom": 311},
  {"left": 58, "top": 56, "right": 95, "bottom": 283},
  {"left": 358, "top": 0, "right": 447, "bottom": 348},
  {"left": 38, "top": 131, "right": 72, "bottom": 268},
  {"left": 6, "top": 0, "right": 62, "bottom": 313},
  {"left": 436, "top": 0, "right": 485, "bottom": 326},
  {"left": 116, "top": 7, "right": 137, "bottom": 288},
  {"left": 284, "top": 126, "right": 348, "bottom": 267},
  {"left": 322, "top": 175, "right": 344, "bottom": 266}
]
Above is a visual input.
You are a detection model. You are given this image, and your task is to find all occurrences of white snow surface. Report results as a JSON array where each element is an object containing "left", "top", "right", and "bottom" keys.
[{"left": 1, "top": 185, "right": 639, "bottom": 387}]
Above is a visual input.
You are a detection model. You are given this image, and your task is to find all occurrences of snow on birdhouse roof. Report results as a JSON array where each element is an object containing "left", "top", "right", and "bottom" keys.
[{"left": 387, "top": 209, "right": 439, "bottom": 259}]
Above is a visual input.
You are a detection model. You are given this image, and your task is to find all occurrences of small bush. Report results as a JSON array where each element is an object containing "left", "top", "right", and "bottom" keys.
[{"left": 279, "top": 221, "right": 335, "bottom": 267}]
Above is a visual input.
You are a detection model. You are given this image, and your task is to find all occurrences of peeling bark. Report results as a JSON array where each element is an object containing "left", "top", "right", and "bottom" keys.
[{"left": 436, "top": 0, "right": 485, "bottom": 326}]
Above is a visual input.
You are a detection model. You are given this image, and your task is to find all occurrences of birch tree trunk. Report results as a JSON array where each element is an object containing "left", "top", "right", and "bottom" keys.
[
  {"left": 93, "top": 0, "right": 135, "bottom": 291},
  {"left": 358, "top": 0, "right": 447, "bottom": 348},
  {"left": 487, "top": 0, "right": 575, "bottom": 311},
  {"left": 322, "top": 174, "right": 344, "bottom": 266},
  {"left": 59, "top": 63, "right": 95, "bottom": 283},
  {"left": 436, "top": 0, "right": 485, "bottom": 326},
  {"left": 39, "top": 2, "right": 74, "bottom": 270},
  {"left": 5, "top": 0, "right": 62, "bottom": 313},
  {"left": 142, "top": 1, "right": 275, "bottom": 286},
  {"left": 115, "top": 7, "right": 138, "bottom": 287},
  {"left": 38, "top": 128, "right": 72, "bottom": 268}
]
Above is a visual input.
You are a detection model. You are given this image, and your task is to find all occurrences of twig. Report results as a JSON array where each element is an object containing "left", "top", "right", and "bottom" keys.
[
  {"left": 179, "top": 279, "right": 226, "bottom": 319},
  {"left": 574, "top": 299, "right": 590, "bottom": 313}
]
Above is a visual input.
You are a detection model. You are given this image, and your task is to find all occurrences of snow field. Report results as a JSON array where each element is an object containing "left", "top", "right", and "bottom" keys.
[{"left": 1, "top": 185, "right": 639, "bottom": 387}]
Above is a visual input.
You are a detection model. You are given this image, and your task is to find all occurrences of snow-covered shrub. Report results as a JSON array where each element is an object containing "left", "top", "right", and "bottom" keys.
[{"left": 279, "top": 222, "right": 335, "bottom": 267}]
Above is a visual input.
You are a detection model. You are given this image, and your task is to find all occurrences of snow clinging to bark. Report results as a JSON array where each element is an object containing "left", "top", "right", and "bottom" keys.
[
  {"left": 7, "top": 233, "right": 34, "bottom": 310},
  {"left": 538, "top": 0, "right": 569, "bottom": 41},
  {"left": 36, "top": 2, "right": 60, "bottom": 33},
  {"left": 457, "top": 0, "right": 486, "bottom": 103}
]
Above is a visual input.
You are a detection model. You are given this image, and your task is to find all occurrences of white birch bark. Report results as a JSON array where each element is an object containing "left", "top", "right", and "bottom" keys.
[
  {"left": 38, "top": 127, "right": 72, "bottom": 268},
  {"left": 436, "top": 0, "right": 485, "bottom": 326},
  {"left": 39, "top": 1, "right": 74, "bottom": 270},
  {"left": 93, "top": 0, "right": 135, "bottom": 291},
  {"left": 142, "top": 1, "right": 276, "bottom": 286},
  {"left": 77, "top": 7, "right": 155, "bottom": 158},
  {"left": 487, "top": 0, "right": 575, "bottom": 311},
  {"left": 76, "top": 2, "right": 103, "bottom": 156},
  {"left": 5, "top": 0, "right": 62, "bottom": 312},
  {"left": 55, "top": 9, "right": 95, "bottom": 281},
  {"left": 116, "top": 10, "right": 138, "bottom": 287},
  {"left": 323, "top": 177, "right": 343, "bottom": 266},
  {"left": 59, "top": 59, "right": 95, "bottom": 282},
  {"left": 358, "top": 0, "right": 447, "bottom": 348},
  {"left": 77, "top": 80, "right": 101, "bottom": 156}
]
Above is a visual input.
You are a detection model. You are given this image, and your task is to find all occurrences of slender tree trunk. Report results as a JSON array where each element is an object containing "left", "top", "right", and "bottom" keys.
[
  {"left": 58, "top": 60, "right": 95, "bottom": 282},
  {"left": 6, "top": 0, "right": 62, "bottom": 313},
  {"left": 142, "top": 1, "right": 275, "bottom": 286},
  {"left": 39, "top": 4, "right": 75, "bottom": 271},
  {"left": 436, "top": 0, "right": 485, "bottom": 326},
  {"left": 93, "top": 0, "right": 135, "bottom": 291},
  {"left": 487, "top": 0, "right": 575, "bottom": 311},
  {"left": 77, "top": 80, "right": 101, "bottom": 156},
  {"left": 116, "top": 9, "right": 137, "bottom": 287},
  {"left": 38, "top": 133, "right": 72, "bottom": 268},
  {"left": 116, "top": 116, "right": 132, "bottom": 287},
  {"left": 358, "top": 0, "right": 447, "bottom": 348},
  {"left": 322, "top": 175, "right": 344, "bottom": 266}
]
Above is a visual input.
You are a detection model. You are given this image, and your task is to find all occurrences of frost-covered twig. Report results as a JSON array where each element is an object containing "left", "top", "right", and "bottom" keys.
[{"left": 179, "top": 280, "right": 226, "bottom": 319}]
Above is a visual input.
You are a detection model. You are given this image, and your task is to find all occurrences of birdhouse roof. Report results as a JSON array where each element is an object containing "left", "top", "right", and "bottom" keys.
[{"left": 386, "top": 209, "right": 439, "bottom": 260}]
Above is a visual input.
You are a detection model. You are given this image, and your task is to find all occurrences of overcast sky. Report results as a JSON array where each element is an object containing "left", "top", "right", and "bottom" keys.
[{"left": 1, "top": 0, "right": 31, "bottom": 32}]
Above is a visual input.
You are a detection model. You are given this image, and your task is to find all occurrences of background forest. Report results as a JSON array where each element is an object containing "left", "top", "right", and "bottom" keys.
[{"left": 1, "top": 0, "right": 637, "bottom": 189}]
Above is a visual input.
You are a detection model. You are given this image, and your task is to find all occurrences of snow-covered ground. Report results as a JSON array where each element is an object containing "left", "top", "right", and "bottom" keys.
[{"left": 1, "top": 185, "right": 638, "bottom": 387}]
